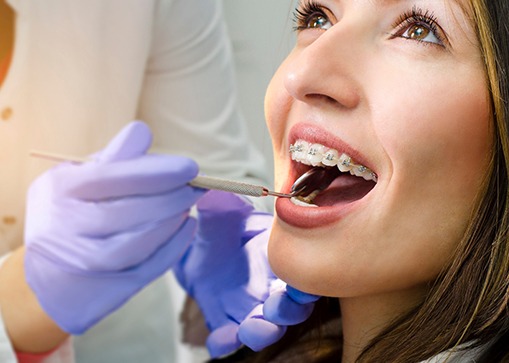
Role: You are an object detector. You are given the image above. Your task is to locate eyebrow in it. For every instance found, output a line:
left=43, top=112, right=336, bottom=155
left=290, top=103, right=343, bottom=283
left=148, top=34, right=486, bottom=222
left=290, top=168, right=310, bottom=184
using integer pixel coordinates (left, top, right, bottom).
left=303, top=0, right=462, bottom=6
left=301, top=0, right=467, bottom=19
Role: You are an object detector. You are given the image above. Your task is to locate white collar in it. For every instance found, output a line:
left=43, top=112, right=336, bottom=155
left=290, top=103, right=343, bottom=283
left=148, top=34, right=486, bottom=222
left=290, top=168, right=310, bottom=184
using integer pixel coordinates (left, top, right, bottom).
left=419, top=342, right=488, bottom=363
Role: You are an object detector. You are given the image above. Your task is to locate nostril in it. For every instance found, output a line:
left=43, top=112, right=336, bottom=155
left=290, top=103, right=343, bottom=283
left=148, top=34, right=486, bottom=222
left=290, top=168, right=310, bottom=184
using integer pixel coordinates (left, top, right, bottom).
left=304, top=90, right=360, bottom=109
left=305, top=93, right=336, bottom=104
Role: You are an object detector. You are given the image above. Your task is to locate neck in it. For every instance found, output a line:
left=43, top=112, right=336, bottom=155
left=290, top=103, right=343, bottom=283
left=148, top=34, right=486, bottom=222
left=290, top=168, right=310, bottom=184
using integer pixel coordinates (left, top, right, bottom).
left=339, top=286, right=427, bottom=363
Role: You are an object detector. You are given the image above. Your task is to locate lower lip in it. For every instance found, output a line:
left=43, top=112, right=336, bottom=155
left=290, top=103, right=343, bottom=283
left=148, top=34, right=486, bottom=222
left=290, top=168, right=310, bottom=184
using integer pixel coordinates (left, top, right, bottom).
left=275, top=196, right=359, bottom=228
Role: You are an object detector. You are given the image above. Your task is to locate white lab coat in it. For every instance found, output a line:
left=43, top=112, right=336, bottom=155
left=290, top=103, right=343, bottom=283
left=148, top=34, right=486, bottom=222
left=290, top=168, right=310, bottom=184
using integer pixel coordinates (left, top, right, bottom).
left=0, top=0, right=268, bottom=362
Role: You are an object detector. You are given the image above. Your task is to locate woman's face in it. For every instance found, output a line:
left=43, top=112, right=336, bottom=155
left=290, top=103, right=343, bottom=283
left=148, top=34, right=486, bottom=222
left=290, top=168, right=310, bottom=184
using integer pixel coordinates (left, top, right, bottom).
left=267, top=0, right=492, bottom=299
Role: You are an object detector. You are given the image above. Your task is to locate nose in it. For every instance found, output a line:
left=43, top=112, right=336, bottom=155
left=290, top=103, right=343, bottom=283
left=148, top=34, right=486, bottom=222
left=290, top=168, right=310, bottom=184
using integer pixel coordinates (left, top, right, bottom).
left=284, top=24, right=363, bottom=110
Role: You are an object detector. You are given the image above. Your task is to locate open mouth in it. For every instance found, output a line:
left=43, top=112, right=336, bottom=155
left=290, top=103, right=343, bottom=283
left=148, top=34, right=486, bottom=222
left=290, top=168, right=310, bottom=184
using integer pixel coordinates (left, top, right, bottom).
left=289, top=140, right=377, bottom=207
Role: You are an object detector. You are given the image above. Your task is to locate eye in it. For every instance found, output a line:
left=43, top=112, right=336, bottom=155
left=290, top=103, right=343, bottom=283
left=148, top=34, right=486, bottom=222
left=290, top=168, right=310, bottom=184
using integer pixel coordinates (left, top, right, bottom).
left=293, top=1, right=333, bottom=31
left=400, top=24, right=440, bottom=44
left=391, top=7, right=446, bottom=47
left=306, top=14, right=332, bottom=30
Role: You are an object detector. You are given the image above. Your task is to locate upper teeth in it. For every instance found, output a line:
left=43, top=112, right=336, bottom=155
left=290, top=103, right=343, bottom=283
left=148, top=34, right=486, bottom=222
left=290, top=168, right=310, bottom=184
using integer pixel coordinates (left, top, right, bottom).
left=290, top=140, right=377, bottom=182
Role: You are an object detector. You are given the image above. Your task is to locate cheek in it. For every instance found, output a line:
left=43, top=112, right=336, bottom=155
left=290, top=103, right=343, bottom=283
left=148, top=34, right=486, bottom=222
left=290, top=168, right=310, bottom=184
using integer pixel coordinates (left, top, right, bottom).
left=372, top=69, right=492, bottom=212
left=265, top=74, right=283, bottom=149
left=265, top=64, right=295, bottom=190
left=364, top=74, right=493, bottom=286
left=265, top=60, right=294, bottom=156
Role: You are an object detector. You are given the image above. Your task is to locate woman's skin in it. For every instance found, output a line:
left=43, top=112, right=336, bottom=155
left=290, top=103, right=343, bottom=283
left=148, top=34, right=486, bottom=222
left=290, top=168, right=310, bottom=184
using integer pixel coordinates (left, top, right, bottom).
left=266, top=0, right=492, bottom=361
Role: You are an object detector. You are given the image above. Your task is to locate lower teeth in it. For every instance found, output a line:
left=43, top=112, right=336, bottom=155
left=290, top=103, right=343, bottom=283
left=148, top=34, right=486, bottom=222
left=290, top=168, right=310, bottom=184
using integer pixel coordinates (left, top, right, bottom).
left=290, top=197, right=318, bottom=208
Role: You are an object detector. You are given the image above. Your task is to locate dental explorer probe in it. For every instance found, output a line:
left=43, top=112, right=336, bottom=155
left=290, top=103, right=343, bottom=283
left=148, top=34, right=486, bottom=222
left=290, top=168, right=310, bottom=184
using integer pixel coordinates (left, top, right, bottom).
left=29, top=150, right=294, bottom=199
left=188, top=175, right=292, bottom=198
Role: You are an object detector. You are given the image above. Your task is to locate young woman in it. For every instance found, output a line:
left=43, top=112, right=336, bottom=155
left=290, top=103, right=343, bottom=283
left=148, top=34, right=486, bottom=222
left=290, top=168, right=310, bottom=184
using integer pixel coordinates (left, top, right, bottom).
left=226, top=0, right=509, bottom=362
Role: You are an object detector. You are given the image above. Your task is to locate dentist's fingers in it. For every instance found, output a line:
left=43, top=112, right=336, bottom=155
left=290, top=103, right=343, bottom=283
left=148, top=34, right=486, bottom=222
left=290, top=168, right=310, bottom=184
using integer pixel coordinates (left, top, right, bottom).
left=262, top=289, right=316, bottom=326
left=286, top=285, right=320, bottom=304
left=63, top=186, right=202, bottom=235
left=207, top=323, right=242, bottom=358
left=195, top=191, right=254, bottom=251
left=95, top=121, right=152, bottom=163
left=50, top=215, right=190, bottom=271
left=50, top=154, right=200, bottom=200
left=238, top=305, right=287, bottom=352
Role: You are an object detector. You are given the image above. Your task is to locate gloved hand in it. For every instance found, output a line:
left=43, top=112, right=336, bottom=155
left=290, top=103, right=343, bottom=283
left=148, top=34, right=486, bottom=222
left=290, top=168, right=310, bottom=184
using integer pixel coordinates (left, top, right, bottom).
left=24, top=121, right=204, bottom=334
left=237, top=284, right=320, bottom=352
left=174, top=190, right=320, bottom=357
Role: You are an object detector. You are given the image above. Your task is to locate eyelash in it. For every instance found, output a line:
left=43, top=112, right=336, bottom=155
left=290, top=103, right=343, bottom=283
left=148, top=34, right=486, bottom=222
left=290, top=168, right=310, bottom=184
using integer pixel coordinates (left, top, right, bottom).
left=391, top=7, right=445, bottom=47
left=293, top=2, right=446, bottom=47
left=292, top=1, right=327, bottom=32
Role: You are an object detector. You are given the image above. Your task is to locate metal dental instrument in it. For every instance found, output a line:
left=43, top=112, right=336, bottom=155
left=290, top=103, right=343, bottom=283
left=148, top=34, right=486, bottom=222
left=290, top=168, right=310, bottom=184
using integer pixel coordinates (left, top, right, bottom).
left=291, top=167, right=341, bottom=200
left=189, top=175, right=292, bottom=198
left=29, top=150, right=294, bottom=198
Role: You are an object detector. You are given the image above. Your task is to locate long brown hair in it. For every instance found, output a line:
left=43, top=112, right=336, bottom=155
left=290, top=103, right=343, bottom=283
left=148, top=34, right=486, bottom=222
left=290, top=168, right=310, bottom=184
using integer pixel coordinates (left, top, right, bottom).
left=359, top=0, right=509, bottom=360
left=226, top=1, right=509, bottom=362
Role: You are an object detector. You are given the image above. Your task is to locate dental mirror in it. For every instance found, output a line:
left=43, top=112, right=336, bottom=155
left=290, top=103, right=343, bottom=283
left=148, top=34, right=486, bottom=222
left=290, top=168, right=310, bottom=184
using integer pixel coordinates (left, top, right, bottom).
left=291, top=167, right=341, bottom=199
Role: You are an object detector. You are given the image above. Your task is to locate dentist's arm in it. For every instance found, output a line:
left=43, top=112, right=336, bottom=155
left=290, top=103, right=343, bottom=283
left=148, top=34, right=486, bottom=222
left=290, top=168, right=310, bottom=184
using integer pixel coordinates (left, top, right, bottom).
left=0, top=247, right=68, bottom=354
left=0, top=121, right=204, bottom=355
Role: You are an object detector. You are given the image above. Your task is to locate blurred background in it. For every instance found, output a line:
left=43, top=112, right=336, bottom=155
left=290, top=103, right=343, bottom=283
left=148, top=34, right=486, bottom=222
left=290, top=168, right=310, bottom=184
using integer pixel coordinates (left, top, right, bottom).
left=223, top=0, right=296, bottom=185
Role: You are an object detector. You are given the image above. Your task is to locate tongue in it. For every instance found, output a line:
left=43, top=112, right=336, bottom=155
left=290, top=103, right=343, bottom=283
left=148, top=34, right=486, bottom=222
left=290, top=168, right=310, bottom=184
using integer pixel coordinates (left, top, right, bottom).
left=312, top=173, right=375, bottom=207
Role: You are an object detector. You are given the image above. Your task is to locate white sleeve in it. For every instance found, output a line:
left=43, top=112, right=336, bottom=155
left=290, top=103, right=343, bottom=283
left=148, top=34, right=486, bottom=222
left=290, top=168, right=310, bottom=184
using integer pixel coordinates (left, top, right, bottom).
left=32, top=339, right=74, bottom=363
left=137, top=0, right=271, bottom=211
left=0, top=320, right=16, bottom=363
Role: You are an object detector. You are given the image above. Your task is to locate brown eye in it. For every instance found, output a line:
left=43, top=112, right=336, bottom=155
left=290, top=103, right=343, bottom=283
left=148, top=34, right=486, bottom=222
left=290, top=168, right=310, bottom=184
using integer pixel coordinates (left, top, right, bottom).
left=392, top=8, right=445, bottom=46
left=294, top=3, right=333, bottom=32
left=307, top=14, right=332, bottom=30
left=407, top=24, right=430, bottom=40
left=399, top=22, right=439, bottom=44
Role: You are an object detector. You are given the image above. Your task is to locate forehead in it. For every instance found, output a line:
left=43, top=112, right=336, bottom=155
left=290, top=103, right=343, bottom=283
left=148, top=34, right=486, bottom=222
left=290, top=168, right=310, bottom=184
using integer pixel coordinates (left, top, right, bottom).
left=308, top=0, right=478, bottom=44
left=306, top=0, right=469, bottom=11
left=370, top=0, right=462, bottom=5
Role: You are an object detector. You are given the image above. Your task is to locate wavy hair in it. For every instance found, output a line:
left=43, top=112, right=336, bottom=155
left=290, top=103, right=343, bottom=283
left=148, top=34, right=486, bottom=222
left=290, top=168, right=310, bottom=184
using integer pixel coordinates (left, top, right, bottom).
left=226, top=1, right=509, bottom=362
left=359, top=1, right=509, bottom=360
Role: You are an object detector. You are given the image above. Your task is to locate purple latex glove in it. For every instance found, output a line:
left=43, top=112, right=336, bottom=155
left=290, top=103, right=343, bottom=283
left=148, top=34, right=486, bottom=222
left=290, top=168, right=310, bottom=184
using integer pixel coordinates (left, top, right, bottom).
left=237, top=284, right=320, bottom=352
left=174, top=190, right=319, bottom=357
left=24, top=121, right=204, bottom=334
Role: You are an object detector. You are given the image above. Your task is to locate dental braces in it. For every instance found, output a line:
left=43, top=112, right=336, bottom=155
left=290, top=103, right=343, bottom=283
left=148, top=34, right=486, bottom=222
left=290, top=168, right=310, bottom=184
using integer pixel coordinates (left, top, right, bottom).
left=290, top=141, right=377, bottom=182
